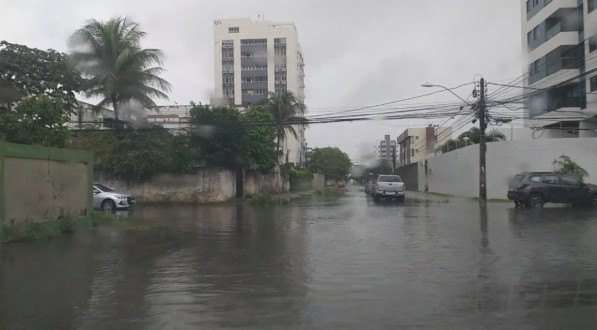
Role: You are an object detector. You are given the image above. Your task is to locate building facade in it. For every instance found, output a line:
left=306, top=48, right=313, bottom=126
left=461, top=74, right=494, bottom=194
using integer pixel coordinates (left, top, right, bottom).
left=213, top=18, right=306, bottom=164
left=397, top=126, right=452, bottom=166
left=377, top=135, right=397, bottom=167
left=521, top=0, right=597, bottom=137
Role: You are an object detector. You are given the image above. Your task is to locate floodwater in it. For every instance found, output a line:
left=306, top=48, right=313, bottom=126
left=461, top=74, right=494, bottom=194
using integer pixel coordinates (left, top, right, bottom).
left=2, top=190, right=597, bottom=329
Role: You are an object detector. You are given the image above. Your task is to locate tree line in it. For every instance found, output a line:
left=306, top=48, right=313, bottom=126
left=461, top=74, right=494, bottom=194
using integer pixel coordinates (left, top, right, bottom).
left=0, top=16, right=353, bottom=183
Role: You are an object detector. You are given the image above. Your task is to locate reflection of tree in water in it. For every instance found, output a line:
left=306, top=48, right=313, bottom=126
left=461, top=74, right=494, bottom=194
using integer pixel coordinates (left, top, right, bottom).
left=133, top=203, right=310, bottom=328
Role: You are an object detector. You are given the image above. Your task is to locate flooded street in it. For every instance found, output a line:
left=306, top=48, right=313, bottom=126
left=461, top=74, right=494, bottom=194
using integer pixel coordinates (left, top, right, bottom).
left=2, top=189, right=597, bottom=329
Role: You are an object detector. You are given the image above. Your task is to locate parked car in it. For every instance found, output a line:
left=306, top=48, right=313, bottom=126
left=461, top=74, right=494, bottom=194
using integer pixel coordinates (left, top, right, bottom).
left=372, top=175, right=405, bottom=202
left=92, top=183, right=135, bottom=212
left=507, top=172, right=597, bottom=208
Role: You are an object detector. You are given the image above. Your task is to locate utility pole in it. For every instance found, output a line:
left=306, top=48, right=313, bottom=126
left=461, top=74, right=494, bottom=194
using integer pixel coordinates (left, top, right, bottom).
left=478, top=78, right=487, bottom=201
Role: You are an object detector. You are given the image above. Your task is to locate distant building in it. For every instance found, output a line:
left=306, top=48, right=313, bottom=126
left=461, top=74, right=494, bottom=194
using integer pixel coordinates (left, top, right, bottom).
left=521, top=0, right=597, bottom=137
left=145, top=105, right=193, bottom=131
left=68, top=101, right=115, bottom=130
left=397, top=126, right=452, bottom=166
left=213, top=17, right=306, bottom=164
left=377, top=135, right=397, bottom=167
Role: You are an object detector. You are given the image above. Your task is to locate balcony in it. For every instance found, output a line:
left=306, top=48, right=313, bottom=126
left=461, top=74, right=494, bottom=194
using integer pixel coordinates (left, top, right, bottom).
left=528, top=45, right=582, bottom=85
left=528, top=82, right=586, bottom=117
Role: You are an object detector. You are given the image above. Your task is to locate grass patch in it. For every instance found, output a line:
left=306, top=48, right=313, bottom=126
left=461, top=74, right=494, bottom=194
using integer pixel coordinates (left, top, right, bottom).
left=91, top=211, right=130, bottom=226
left=0, top=215, right=79, bottom=244
left=313, top=187, right=346, bottom=197
left=249, top=194, right=290, bottom=206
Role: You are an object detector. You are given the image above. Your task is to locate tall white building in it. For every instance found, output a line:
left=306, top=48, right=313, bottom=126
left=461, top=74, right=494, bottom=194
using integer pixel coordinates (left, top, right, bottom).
left=521, top=0, right=597, bottom=137
left=213, top=17, right=306, bottom=164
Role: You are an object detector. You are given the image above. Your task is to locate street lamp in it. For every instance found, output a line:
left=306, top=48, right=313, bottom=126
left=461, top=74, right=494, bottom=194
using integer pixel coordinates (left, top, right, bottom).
left=421, top=79, right=488, bottom=201
left=421, top=83, right=472, bottom=106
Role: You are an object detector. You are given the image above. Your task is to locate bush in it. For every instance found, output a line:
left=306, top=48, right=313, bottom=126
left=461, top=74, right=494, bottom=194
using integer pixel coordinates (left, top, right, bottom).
left=289, top=167, right=313, bottom=191
left=1, top=95, right=69, bottom=147
left=68, top=126, right=193, bottom=181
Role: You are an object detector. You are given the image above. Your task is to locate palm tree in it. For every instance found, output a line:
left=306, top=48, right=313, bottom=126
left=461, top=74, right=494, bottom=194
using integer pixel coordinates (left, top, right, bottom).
left=262, top=91, right=306, bottom=163
left=69, top=17, right=171, bottom=122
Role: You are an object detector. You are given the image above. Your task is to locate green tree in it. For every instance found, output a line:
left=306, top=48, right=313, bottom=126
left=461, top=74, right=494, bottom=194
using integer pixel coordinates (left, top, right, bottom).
left=438, top=127, right=507, bottom=153
left=553, top=155, right=589, bottom=180
left=262, top=91, right=306, bottom=163
left=486, top=129, right=506, bottom=142
left=309, top=147, right=352, bottom=182
left=2, top=95, right=69, bottom=147
left=243, top=105, right=277, bottom=172
left=69, top=17, right=171, bottom=122
left=188, top=104, right=247, bottom=168
left=0, top=41, right=82, bottom=109
left=69, top=126, right=192, bottom=181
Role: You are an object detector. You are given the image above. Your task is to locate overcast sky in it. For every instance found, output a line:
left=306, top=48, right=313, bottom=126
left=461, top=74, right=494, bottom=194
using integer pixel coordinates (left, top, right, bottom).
left=1, top=0, right=522, bottom=163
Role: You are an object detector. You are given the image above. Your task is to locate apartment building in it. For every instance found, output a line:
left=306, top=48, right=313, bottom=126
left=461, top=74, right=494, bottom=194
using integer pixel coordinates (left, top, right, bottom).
left=377, top=135, right=397, bottom=165
left=522, top=0, right=597, bottom=137
left=213, top=17, right=306, bottom=164
left=397, top=126, right=452, bottom=166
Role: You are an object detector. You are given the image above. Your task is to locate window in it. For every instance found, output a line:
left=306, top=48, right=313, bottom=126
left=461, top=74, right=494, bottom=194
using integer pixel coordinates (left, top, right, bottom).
left=229, top=27, right=239, bottom=33
left=542, top=175, right=559, bottom=184
left=377, top=175, right=402, bottom=183
left=560, top=175, right=581, bottom=186
left=411, top=149, right=415, bottom=157
left=526, top=0, right=530, bottom=12
left=532, top=26, right=537, bottom=40
left=591, top=76, right=597, bottom=92
left=527, top=31, right=532, bottom=45
left=529, top=176, right=541, bottom=182
left=589, top=36, right=597, bottom=53
left=533, top=0, right=538, bottom=5
left=590, top=0, right=596, bottom=12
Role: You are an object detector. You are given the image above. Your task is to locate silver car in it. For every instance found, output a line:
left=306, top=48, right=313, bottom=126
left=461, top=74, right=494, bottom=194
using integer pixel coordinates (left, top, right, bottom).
left=92, top=183, right=135, bottom=212
left=372, top=175, right=405, bottom=202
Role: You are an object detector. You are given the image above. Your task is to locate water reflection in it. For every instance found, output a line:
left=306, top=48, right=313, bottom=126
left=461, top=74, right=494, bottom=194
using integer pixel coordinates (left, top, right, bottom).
left=1, top=192, right=597, bottom=328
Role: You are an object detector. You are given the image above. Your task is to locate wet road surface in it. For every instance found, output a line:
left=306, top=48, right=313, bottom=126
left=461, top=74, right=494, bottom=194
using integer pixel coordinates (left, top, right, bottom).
left=2, top=189, right=597, bottom=329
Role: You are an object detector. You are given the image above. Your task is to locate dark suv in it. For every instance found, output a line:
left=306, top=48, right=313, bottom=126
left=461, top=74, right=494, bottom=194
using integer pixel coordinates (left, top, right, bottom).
left=507, top=172, right=597, bottom=208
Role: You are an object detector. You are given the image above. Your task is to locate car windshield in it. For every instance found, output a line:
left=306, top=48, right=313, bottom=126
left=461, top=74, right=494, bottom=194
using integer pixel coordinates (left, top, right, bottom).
left=94, top=184, right=115, bottom=192
left=378, top=175, right=401, bottom=182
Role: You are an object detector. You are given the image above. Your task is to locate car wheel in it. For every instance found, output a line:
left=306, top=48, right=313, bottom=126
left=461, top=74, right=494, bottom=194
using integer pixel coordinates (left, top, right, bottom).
left=527, top=194, right=545, bottom=208
left=102, top=199, right=116, bottom=212
left=590, top=195, right=597, bottom=208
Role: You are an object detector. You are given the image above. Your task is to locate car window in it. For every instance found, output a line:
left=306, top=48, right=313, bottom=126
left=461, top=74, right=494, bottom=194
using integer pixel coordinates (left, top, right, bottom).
left=560, top=175, right=581, bottom=186
left=529, top=175, right=541, bottom=182
left=377, top=175, right=401, bottom=182
left=542, top=175, right=559, bottom=184
left=94, top=184, right=115, bottom=192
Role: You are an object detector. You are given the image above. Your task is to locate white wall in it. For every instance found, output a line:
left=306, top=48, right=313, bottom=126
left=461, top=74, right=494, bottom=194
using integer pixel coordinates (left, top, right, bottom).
left=422, top=138, right=597, bottom=199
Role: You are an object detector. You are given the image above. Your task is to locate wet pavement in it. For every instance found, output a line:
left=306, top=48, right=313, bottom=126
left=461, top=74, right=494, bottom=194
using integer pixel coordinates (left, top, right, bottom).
left=2, top=189, right=597, bottom=329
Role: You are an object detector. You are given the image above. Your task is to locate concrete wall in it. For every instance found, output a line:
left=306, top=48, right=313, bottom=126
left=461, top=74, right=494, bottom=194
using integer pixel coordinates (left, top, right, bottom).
left=415, top=138, right=597, bottom=199
left=312, top=173, right=325, bottom=188
left=396, top=163, right=420, bottom=191
left=96, top=167, right=290, bottom=203
left=0, top=142, right=93, bottom=226
left=245, top=169, right=287, bottom=196
left=96, top=169, right=236, bottom=203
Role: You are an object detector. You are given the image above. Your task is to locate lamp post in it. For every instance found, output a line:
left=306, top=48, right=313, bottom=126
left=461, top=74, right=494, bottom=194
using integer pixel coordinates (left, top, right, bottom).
left=421, top=79, right=487, bottom=201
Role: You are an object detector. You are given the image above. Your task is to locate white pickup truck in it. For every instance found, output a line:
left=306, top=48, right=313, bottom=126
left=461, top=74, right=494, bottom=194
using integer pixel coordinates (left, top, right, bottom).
left=373, top=175, right=405, bottom=202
